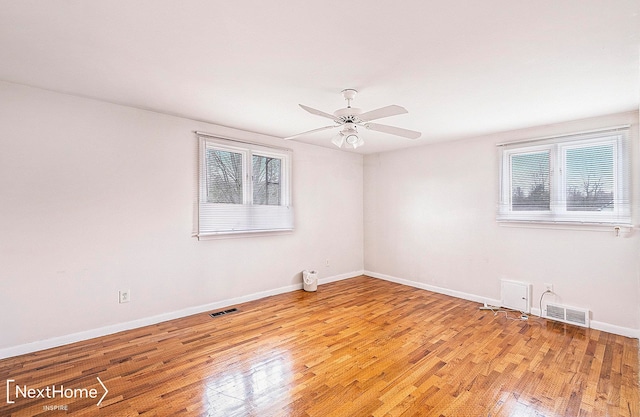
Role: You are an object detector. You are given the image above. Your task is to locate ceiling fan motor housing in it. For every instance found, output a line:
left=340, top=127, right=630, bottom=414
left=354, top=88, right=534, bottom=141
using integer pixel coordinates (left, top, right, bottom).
left=333, top=107, right=362, bottom=124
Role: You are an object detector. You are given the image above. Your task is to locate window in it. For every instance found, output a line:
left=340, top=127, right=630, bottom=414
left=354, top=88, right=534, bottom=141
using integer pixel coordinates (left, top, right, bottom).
left=197, top=134, right=293, bottom=237
left=498, top=127, right=630, bottom=225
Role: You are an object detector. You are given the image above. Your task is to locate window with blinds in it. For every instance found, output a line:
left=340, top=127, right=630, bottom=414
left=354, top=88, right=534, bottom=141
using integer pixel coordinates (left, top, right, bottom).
left=497, top=127, right=630, bottom=224
left=197, top=135, right=293, bottom=237
left=510, top=151, right=550, bottom=211
left=564, top=143, right=614, bottom=212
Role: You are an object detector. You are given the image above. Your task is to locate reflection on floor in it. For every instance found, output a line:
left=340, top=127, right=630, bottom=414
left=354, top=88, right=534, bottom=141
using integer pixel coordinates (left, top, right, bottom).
left=206, top=350, right=293, bottom=415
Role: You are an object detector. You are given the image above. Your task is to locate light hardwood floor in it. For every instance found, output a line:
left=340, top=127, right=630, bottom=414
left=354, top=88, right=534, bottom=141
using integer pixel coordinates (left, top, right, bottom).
left=1, top=276, right=638, bottom=416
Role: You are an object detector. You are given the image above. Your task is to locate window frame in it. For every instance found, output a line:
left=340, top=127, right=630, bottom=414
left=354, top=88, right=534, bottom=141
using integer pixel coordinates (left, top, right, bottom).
left=497, top=127, right=630, bottom=226
left=196, top=134, right=293, bottom=238
left=251, top=149, right=290, bottom=207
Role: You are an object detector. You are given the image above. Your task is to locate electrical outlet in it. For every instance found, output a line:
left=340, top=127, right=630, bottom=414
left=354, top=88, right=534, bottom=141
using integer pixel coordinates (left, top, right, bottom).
left=119, top=289, right=131, bottom=303
left=544, top=283, right=553, bottom=292
left=325, top=259, right=330, bottom=268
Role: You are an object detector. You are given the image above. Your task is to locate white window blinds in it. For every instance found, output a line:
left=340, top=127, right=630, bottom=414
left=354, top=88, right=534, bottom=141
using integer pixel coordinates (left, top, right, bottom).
left=510, top=151, right=551, bottom=211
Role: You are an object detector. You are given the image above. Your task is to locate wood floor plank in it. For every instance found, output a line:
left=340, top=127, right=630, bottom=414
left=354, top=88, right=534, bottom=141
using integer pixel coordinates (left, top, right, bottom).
left=0, top=276, right=638, bottom=416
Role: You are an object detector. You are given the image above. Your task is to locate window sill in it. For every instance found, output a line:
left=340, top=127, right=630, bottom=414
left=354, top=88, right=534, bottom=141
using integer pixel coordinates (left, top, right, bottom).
left=497, top=220, right=634, bottom=234
left=194, top=229, right=294, bottom=240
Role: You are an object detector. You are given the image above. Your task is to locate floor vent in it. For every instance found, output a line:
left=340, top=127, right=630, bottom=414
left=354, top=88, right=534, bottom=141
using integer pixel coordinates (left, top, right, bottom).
left=210, top=308, right=238, bottom=318
left=544, top=303, right=589, bottom=328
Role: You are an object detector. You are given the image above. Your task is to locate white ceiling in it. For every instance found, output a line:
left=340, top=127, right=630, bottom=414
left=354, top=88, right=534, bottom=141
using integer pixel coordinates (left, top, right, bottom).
left=1, top=0, right=638, bottom=154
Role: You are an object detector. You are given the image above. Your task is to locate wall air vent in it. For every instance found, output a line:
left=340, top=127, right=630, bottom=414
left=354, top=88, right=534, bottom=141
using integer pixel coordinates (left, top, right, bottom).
left=544, top=303, right=589, bottom=328
left=546, top=304, right=565, bottom=321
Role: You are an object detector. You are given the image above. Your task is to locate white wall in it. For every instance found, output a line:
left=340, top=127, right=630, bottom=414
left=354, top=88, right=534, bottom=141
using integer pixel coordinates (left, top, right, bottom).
left=364, top=111, right=640, bottom=337
left=2, top=80, right=637, bottom=357
left=0, top=81, right=364, bottom=352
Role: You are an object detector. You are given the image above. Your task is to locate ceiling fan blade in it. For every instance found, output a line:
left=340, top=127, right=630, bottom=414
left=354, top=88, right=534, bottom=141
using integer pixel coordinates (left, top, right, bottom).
left=365, top=123, right=422, bottom=139
left=284, top=125, right=338, bottom=140
left=358, top=105, right=408, bottom=122
left=299, top=104, right=339, bottom=121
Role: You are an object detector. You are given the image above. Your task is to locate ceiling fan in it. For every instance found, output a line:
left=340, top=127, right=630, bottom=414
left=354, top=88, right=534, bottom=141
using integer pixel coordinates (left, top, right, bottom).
left=284, top=89, right=421, bottom=149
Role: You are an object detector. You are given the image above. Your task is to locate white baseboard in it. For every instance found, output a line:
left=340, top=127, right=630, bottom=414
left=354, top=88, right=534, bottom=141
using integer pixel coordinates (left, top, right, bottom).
left=586, top=321, right=639, bottom=339
left=320, top=269, right=364, bottom=285
left=365, top=270, right=640, bottom=340
left=364, top=270, right=502, bottom=307
left=0, top=270, right=361, bottom=360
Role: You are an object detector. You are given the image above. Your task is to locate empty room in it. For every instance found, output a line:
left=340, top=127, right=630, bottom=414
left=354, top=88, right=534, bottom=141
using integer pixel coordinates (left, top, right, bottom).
left=0, top=1, right=639, bottom=416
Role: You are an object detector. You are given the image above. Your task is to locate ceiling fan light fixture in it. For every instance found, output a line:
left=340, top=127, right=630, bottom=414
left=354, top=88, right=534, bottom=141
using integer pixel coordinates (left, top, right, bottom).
left=345, top=133, right=359, bottom=146
left=346, top=134, right=364, bottom=149
left=331, top=132, right=345, bottom=148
